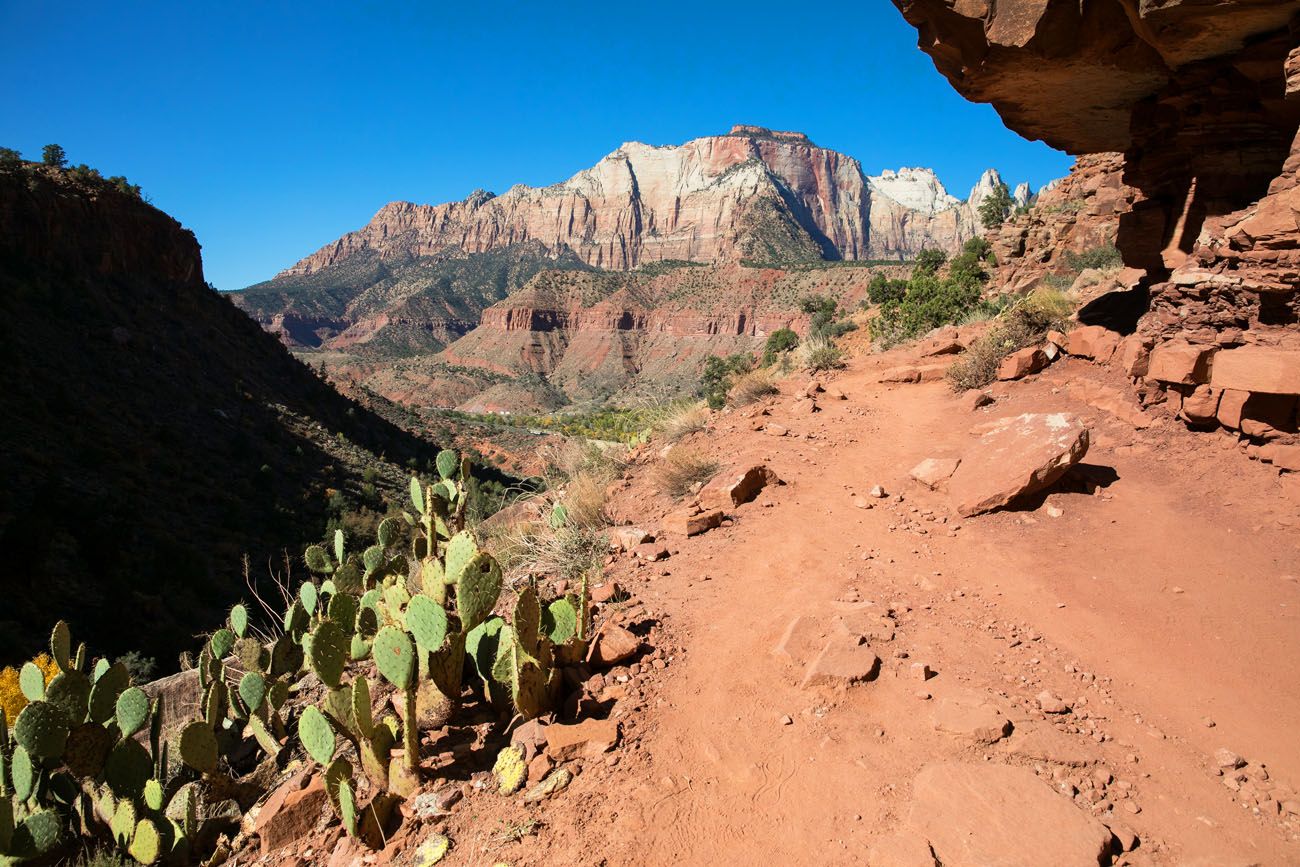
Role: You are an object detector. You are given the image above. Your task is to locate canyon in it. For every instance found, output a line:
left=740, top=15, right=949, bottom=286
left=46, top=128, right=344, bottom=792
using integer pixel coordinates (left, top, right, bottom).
left=234, top=125, right=1032, bottom=411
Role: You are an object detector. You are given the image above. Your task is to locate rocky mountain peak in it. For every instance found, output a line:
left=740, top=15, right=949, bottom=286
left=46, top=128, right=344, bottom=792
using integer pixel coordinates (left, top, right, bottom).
left=866, top=167, right=960, bottom=213
left=726, top=124, right=813, bottom=144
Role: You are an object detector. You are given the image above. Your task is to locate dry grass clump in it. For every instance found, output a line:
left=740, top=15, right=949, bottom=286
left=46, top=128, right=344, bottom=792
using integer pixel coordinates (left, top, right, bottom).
left=798, top=333, right=846, bottom=372
left=651, top=400, right=711, bottom=443
left=484, top=438, right=625, bottom=587
left=947, top=289, right=1074, bottom=391
left=655, top=445, right=721, bottom=498
left=727, top=367, right=780, bottom=407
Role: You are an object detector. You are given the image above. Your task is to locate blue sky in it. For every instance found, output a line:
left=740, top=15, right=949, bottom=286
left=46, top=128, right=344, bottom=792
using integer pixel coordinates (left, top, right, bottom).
left=1, top=1, right=1071, bottom=290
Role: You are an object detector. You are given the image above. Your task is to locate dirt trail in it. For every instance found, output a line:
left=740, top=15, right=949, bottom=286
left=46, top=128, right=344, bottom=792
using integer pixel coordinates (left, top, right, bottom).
left=453, top=351, right=1300, bottom=866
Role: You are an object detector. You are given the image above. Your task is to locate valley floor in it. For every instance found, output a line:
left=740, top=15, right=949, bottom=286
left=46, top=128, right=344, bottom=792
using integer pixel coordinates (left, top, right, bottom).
left=432, top=348, right=1300, bottom=866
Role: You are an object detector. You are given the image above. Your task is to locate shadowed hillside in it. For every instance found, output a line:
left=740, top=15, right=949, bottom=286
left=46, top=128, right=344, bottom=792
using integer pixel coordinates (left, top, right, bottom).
left=0, top=165, right=460, bottom=668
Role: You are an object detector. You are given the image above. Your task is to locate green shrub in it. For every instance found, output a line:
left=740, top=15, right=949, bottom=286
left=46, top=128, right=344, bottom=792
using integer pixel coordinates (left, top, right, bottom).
left=762, top=328, right=799, bottom=365
left=699, top=353, right=755, bottom=409
left=868, top=237, right=998, bottom=348
left=1063, top=244, right=1122, bottom=271
left=800, top=335, right=845, bottom=372
left=913, top=248, right=947, bottom=275
left=0, top=147, right=22, bottom=171
left=978, top=181, right=1013, bottom=229
left=42, top=143, right=66, bottom=168
left=867, top=273, right=907, bottom=306
left=946, top=289, right=1073, bottom=390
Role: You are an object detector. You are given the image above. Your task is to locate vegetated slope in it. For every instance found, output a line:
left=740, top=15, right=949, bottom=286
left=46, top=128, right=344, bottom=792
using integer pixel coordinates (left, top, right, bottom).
left=233, top=241, right=595, bottom=353
left=0, top=166, right=451, bottom=668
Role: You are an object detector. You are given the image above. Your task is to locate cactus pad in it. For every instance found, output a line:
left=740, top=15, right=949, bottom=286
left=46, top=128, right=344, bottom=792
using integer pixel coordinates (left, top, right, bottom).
left=436, top=449, right=459, bottom=481
left=406, top=595, right=448, bottom=652
left=410, top=476, right=425, bottom=513
left=327, top=592, right=358, bottom=633
left=443, top=532, right=477, bottom=585
left=414, top=833, right=451, bottom=866
left=178, top=721, right=218, bottom=774
left=64, top=722, right=113, bottom=778
left=49, top=620, right=72, bottom=672
left=299, top=581, right=318, bottom=615
left=239, top=671, right=267, bottom=714
left=351, top=677, right=374, bottom=740
left=338, top=776, right=359, bottom=838
left=11, top=744, right=35, bottom=801
left=307, top=620, right=348, bottom=688
left=350, top=634, right=372, bottom=661
left=334, top=528, right=346, bottom=564
left=19, top=808, right=62, bottom=856
left=105, top=737, right=152, bottom=798
left=229, top=603, right=249, bottom=637
left=372, top=627, right=415, bottom=690
left=44, top=670, right=91, bottom=726
left=235, top=636, right=265, bottom=674
left=304, top=544, right=332, bottom=573
left=19, top=661, right=45, bottom=702
left=323, top=756, right=353, bottom=813
left=14, top=700, right=69, bottom=758
left=334, top=560, right=363, bottom=595
left=209, top=628, right=235, bottom=661
left=456, top=553, right=503, bottom=633
left=143, top=777, right=164, bottom=812
left=115, top=686, right=150, bottom=736
left=268, top=678, right=290, bottom=710
left=128, top=817, right=162, bottom=864
left=298, top=705, right=336, bottom=766
left=549, top=502, right=568, bottom=529
left=363, top=545, right=385, bottom=574
left=492, top=745, right=527, bottom=794
left=87, top=662, right=127, bottom=724
left=377, top=516, right=400, bottom=548
left=283, top=600, right=309, bottom=637
left=542, top=598, right=578, bottom=645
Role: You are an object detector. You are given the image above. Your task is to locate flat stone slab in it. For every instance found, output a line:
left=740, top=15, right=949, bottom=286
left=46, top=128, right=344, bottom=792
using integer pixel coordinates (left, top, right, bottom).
left=910, top=457, right=961, bottom=490
left=909, top=762, right=1113, bottom=867
left=948, top=413, right=1090, bottom=517
left=931, top=696, right=1012, bottom=743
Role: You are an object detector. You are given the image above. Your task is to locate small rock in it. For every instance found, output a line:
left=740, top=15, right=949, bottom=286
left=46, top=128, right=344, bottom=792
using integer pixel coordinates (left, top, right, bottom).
left=910, top=457, right=961, bottom=490
left=869, top=485, right=887, bottom=498
left=780, top=715, right=793, bottom=726
left=521, top=768, right=572, bottom=803
left=544, top=718, right=621, bottom=761
left=1037, top=691, right=1070, bottom=714
left=910, top=662, right=934, bottom=681
left=1214, top=748, right=1245, bottom=769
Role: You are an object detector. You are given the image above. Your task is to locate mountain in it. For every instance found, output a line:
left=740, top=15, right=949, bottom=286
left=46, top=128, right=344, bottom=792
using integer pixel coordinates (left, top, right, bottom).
left=232, top=127, right=1016, bottom=358
left=0, top=164, right=456, bottom=668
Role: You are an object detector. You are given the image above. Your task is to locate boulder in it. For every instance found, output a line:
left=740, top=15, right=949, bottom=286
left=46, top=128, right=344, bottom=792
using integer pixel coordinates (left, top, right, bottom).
left=1239, top=394, right=1298, bottom=441
left=1148, top=340, right=1214, bottom=384
left=701, top=465, right=781, bottom=508
left=909, top=457, right=961, bottom=490
left=589, top=624, right=640, bottom=666
left=255, top=775, right=327, bottom=857
left=947, top=413, right=1090, bottom=516
left=1210, top=346, right=1300, bottom=395
left=1259, top=443, right=1300, bottom=472
left=880, top=366, right=922, bottom=383
left=1179, top=385, right=1222, bottom=425
left=544, top=718, right=620, bottom=761
left=1217, top=389, right=1251, bottom=429
left=800, top=636, right=881, bottom=689
left=961, top=390, right=993, bottom=411
left=1065, top=325, right=1121, bottom=363
left=996, top=347, right=1048, bottom=380
left=1117, top=335, right=1152, bottom=378
left=908, top=763, right=1114, bottom=867
left=1069, top=381, right=1151, bottom=429
left=664, top=509, right=724, bottom=537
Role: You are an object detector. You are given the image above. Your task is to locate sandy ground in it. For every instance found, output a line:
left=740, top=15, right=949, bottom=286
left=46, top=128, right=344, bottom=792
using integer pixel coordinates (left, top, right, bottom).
left=397, top=349, right=1300, bottom=866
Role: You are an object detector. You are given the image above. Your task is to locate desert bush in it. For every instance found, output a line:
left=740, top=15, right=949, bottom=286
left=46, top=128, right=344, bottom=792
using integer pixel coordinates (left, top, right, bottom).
left=946, top=289, right=1073, bottom=390
left=1063, top=244, right=1122, bottom=272
left=699, top=352, right=755, bottom=409
left=652, top=401, right=711, bottom=443
left=978, top=181, right=1013, bottom=229
left=800, top=334, right=845, bottom=372
left=869, top=237, right=998, bottom=347
left=913, top=248, right=947, bottom=275
left=762, top=327, right=799, bottom=364
left=654, top=446, right=720, bottom=498
left=726, top=367, right=780, bottom=407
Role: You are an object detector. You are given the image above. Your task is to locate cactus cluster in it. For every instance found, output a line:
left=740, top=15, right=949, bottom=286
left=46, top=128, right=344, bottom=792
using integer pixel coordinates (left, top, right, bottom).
left=0, top=451, right=601, bottom=864
left=1, top=621, right=198, bottom=865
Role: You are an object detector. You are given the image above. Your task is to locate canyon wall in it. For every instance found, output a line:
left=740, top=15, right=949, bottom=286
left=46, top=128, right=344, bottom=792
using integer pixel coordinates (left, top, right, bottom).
left=277, top=126, right=1004, bottom=280
left=894, top=0, right=1300, bottom=455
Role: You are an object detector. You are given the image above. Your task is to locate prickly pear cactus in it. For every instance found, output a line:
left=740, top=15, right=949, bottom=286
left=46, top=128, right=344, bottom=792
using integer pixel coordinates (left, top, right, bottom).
left=128, top=816, right=161, bottom=865
left=178, top=721, right=218, bottom=774
left=406, top=596, right=448, bottom=653
left=492, top=745, right=526, bottom=795
left=307, top=620, right=347, bottom=688
left=49, top=620, right=72, bottom=672
left=435, top=449, right=459, bottom=481
left=298, top=705, right=336, bottom=766
left=115, top=686, right=150, bottom=737
left=14, top=700, right=70, bottom=758
left=372, top=627, right=415, bottom=691
left=455, top=552, right=503, bottom=634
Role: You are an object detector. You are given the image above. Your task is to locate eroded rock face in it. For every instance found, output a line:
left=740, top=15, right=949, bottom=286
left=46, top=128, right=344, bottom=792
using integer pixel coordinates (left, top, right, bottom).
left=278, top=126, right=1007, bottom=277
left=894, top=0, right=1299, bottom=288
